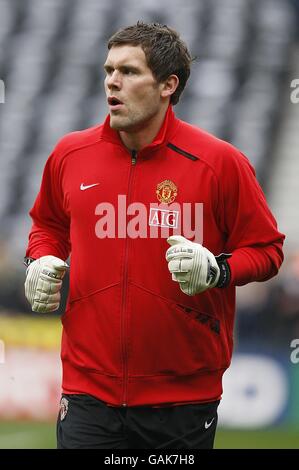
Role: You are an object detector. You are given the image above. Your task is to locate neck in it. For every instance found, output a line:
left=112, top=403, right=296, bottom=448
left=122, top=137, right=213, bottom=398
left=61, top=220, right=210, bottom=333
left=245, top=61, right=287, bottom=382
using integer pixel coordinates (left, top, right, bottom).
left=119, top=103, right=169, bottom=152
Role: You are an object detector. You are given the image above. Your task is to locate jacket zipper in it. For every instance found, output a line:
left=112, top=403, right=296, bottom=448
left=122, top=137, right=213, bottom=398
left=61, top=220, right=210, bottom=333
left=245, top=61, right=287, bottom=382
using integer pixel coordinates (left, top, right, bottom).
left=121, top=149, right=137, bottom=406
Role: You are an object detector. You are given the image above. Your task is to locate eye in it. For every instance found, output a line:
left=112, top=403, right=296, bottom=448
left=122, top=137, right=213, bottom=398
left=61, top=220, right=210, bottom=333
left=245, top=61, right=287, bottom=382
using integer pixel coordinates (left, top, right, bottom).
left=123, top=68, right=137, bottom=75
left=104, top=67, right=114, bottom=75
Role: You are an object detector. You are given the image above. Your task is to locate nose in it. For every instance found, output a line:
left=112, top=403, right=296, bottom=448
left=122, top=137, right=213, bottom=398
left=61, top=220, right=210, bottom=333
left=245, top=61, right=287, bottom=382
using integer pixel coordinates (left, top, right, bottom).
left=106, top=70, right=121, bottom=91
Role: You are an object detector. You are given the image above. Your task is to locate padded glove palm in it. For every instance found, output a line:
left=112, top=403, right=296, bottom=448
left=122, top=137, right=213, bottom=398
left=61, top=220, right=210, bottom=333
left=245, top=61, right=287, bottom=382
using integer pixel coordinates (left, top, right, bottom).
left=25, top=255, right=68, bottom=312
left=166, top=235, right=220, bottom=296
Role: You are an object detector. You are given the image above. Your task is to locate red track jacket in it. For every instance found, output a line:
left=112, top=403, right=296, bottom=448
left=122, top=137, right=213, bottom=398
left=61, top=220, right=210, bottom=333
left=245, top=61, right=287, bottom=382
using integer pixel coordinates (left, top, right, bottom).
left=26, top=105, right=285, bottom=406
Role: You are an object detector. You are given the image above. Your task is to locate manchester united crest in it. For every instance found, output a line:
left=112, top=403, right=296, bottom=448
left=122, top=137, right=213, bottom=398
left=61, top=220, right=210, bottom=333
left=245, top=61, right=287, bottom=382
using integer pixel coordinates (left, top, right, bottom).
left=156, top=180, right=178, bottom=204
left=60, top=397, right=69, bottom=421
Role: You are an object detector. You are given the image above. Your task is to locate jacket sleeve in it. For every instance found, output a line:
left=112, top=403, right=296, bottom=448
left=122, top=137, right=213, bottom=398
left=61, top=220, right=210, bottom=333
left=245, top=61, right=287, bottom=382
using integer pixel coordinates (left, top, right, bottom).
left=25, top=149, right=71, bottom=261
left=218, top=149, right=285, bottom=286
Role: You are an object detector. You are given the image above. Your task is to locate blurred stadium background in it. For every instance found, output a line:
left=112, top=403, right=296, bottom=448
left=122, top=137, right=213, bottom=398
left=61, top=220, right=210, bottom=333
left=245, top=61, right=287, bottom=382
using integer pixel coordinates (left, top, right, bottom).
left=0, top=0, right=299, bottom=449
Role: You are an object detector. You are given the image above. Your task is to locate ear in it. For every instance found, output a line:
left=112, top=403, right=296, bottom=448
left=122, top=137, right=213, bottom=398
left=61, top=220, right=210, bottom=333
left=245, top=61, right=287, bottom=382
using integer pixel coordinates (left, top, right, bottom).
left=160, top=74, right=179, bottom=100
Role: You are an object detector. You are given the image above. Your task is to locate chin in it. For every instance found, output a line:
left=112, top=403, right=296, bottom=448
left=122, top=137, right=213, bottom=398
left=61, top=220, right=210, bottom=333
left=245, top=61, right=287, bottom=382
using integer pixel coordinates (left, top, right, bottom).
left=109, top=117, right=123, bottom=130
left=110, top=115, right=127, bottom=131
left=110, top=117, right=134, bottom=132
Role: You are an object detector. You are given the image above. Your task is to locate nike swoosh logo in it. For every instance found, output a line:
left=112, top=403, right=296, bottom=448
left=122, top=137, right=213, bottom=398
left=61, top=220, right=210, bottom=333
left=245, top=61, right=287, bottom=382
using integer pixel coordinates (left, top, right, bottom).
left=80, top=183, right=99, bottom=191
left=204, top=418, right=215, bottom=429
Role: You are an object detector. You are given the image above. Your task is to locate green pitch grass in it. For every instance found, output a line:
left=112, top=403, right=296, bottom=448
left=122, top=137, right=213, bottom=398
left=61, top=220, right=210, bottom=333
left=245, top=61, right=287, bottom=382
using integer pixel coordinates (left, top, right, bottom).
left=215, top=428, right=299, bottom=449
left=0, top=422, right=298, bottom=449
left=0, top=421, right=56, bottom=449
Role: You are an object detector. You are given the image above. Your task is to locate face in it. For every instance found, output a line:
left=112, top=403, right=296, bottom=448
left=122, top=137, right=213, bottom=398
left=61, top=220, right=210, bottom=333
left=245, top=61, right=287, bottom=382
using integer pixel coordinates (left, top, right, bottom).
left=104, top=45, right=164, bottom=132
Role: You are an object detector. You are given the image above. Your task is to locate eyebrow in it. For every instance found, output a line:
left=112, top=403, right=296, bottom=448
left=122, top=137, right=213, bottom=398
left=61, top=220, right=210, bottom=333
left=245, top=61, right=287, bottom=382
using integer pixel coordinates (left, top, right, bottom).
left=103, top=64, right=141, bottom=73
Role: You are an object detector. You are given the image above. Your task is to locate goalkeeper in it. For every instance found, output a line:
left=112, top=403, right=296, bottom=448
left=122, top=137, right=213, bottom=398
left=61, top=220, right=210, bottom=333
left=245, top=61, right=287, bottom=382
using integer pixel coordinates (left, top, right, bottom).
left=24, top=22, right=285, bottom=449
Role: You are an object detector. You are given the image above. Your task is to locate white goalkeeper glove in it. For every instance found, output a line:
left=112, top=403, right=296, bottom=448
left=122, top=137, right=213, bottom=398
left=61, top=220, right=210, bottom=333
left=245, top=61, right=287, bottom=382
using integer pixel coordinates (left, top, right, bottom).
left=166, top=235, right=221, bottom=296
left=25, top=255, right=68, bottom=312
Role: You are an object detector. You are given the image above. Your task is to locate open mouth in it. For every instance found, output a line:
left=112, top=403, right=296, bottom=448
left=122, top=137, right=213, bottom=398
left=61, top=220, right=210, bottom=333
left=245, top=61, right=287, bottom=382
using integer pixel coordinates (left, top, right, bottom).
left=108, top=97, right=124, bottom=108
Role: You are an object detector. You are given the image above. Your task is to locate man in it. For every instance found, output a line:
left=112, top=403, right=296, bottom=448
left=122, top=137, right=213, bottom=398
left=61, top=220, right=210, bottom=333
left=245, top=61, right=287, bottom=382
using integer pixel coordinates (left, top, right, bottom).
left=24, top=22, right=285, bottom=449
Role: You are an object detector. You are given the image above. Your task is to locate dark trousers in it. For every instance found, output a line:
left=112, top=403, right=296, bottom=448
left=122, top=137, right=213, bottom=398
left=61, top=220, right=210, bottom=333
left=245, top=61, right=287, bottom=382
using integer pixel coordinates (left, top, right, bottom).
left=57, top=394, right=219, bottom=449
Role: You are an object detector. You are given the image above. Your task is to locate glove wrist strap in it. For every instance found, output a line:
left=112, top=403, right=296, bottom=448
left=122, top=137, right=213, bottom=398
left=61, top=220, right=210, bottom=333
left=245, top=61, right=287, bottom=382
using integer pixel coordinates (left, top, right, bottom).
left=215, top=254, right=231, bottom=288
left=23, top=257, right=36, bottom=268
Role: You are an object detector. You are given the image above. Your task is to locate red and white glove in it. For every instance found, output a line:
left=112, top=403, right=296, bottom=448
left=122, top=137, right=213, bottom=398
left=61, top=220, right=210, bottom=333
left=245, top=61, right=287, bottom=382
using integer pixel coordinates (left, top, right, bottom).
left=166, top=235, right=220, bottom=296
left=25, top=255, right=68, bottom=312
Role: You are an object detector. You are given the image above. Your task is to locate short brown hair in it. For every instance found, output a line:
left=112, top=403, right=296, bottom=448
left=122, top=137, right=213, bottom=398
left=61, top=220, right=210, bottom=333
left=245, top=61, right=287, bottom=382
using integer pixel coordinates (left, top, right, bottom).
left=107, top=21, right=194, bottom=105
